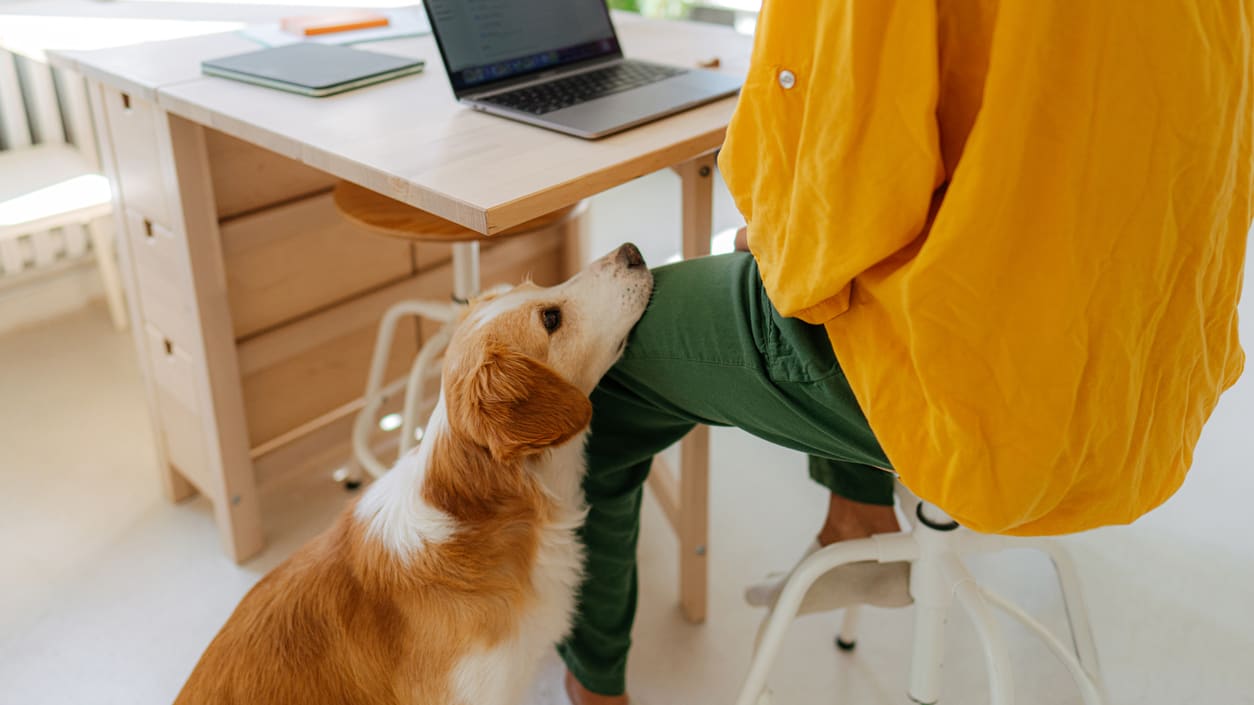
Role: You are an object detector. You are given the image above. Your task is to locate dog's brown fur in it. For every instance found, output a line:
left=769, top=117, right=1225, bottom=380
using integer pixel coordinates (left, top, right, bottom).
left=175, top=305, right=592, bottom=705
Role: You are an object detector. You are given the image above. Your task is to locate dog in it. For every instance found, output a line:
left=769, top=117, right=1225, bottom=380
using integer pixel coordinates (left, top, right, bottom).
left=174, top=243, right=652, bottom=705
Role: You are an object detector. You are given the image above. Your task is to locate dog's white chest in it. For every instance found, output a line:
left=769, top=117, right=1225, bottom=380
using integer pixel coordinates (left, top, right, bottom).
left=448, top=439, right=589, bottom=705
left=448, top=520, right=584, bottom=705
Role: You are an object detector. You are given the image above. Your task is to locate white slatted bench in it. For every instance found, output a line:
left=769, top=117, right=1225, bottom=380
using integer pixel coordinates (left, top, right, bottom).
left=0, top=49, right=126, bottom=330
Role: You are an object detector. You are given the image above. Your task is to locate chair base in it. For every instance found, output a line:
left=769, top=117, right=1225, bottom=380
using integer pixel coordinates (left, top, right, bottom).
left=347, top=242, right=479, bottom=482
left=349, top=301, right=458, bottom=481
left=736, top=486, right=1106, bottom=705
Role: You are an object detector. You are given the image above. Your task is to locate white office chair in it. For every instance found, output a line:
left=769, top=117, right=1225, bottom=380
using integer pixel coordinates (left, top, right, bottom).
left=737, top=482, right=1106, bottom=705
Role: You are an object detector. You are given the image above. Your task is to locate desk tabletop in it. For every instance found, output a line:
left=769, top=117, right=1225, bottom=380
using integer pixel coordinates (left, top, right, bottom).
left=0, top=0, right=360, bottom=63
left=52, top=13, right=752, bottom=234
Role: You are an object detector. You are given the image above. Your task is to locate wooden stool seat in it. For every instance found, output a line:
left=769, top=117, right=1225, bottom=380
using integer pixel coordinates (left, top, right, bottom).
left=333, top=180, right=580, bottom=242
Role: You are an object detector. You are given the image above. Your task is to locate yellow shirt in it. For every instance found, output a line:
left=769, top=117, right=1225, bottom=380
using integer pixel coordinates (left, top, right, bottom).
left=720, top=1, right=1252, bottom=535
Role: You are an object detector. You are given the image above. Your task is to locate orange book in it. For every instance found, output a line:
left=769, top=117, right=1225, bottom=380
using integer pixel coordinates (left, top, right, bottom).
left=279, top=11, right=390, bottom=37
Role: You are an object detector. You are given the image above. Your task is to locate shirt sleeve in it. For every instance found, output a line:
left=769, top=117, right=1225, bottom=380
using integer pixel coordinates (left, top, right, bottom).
left=719, top=0, right=946, bottom=325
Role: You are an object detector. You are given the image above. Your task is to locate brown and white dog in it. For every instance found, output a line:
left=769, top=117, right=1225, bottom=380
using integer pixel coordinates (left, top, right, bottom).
left=175, top=243, right=652, bottom=705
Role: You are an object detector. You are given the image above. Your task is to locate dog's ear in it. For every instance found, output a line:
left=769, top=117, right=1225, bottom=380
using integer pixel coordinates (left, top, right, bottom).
left=450, top=343, right=592, bottom=461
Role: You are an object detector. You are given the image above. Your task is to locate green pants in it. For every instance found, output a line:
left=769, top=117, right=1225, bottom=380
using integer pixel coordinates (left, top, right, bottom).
left=557, top=253, right=894, bottom=696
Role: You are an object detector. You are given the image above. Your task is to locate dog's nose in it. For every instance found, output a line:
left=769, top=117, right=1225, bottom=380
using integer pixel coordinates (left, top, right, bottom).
left=616, top=243, right=646, bottom=269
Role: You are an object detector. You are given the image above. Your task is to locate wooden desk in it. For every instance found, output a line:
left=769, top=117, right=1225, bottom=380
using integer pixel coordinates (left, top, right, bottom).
left=52, top=13, right=750, bottom=623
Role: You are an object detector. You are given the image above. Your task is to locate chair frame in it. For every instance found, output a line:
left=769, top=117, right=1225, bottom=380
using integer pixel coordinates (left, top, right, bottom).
left=737, top=484, right=1106, bottom=705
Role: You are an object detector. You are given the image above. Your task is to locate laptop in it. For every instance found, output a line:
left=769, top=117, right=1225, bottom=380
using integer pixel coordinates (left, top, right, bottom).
left=422, top=0, right=743, bottom=139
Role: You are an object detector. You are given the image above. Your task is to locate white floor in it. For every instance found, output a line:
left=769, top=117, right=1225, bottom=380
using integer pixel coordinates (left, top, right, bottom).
left=1, top=172, right=1252, bottom=705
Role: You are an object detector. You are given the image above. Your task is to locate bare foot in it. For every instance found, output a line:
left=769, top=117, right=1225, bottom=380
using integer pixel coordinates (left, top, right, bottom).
left=817, top=492, right=900, bottom=546
left=564, top=670, right=629, bottom=705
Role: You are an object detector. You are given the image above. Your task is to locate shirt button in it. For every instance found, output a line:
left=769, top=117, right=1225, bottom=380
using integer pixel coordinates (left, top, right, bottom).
left=778, top=69, right=796, bottom=89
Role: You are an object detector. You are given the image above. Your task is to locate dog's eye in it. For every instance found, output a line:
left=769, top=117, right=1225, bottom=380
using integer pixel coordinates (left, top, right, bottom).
left=541, top=307, right=562, bottom=334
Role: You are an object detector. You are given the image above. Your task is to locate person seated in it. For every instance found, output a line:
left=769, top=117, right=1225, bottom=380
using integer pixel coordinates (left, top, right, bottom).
left=562, top=2, right=1254, bottom=703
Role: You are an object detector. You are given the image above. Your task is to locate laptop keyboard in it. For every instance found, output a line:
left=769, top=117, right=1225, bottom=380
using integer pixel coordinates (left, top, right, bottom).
left=479, top=61, right=687, bottom=116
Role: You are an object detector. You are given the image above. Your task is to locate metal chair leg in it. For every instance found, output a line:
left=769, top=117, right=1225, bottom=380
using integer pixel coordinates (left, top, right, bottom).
left=350, top=299, right=457, bottom=480
left=836, top=606, right=861, bottom=651
left=906, top=555, right=952, bottom=705
left=349, top=241, right=482, bottom=483
left=1026, top=540, right=1103, bottom=683
left=740, top=493, right=1107, bottom=705
left=952, top=563, right=1015, bottom=705
left=737, top=539, right=883, bottom=705
left=736, top=533, right=918, bottom=705
left=981, top=589, right=1106, bottom=705
left=396, top=241, right=479, bottom=457
left=400, top=321, right=453, bottom=455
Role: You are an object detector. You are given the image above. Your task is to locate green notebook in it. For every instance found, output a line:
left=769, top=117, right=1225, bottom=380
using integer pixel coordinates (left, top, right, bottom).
left=202, top=43, right=425, bottom=97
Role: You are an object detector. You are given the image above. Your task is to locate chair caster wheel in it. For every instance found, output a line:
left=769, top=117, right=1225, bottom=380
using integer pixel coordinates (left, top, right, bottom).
left=835, top=637, right=857, bottom=652
left=333, top=467, right=363, bottom=491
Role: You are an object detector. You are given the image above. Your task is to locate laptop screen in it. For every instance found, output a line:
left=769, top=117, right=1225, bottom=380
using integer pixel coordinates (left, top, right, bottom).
left=424, top=0, right=621, bottom=93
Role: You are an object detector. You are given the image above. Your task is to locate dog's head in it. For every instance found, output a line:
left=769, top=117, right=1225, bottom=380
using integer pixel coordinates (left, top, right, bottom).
left=442, top=243, right=652, bottom=462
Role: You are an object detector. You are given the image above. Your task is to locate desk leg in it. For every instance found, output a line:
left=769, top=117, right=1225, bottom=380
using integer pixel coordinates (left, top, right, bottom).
left=673, top=152, right=716, bottom=624
left=163, top=116, right=264, bottom=563
left=559, top=204, right=590, bottom=280
left=85, top=81, right=193, bottom=504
